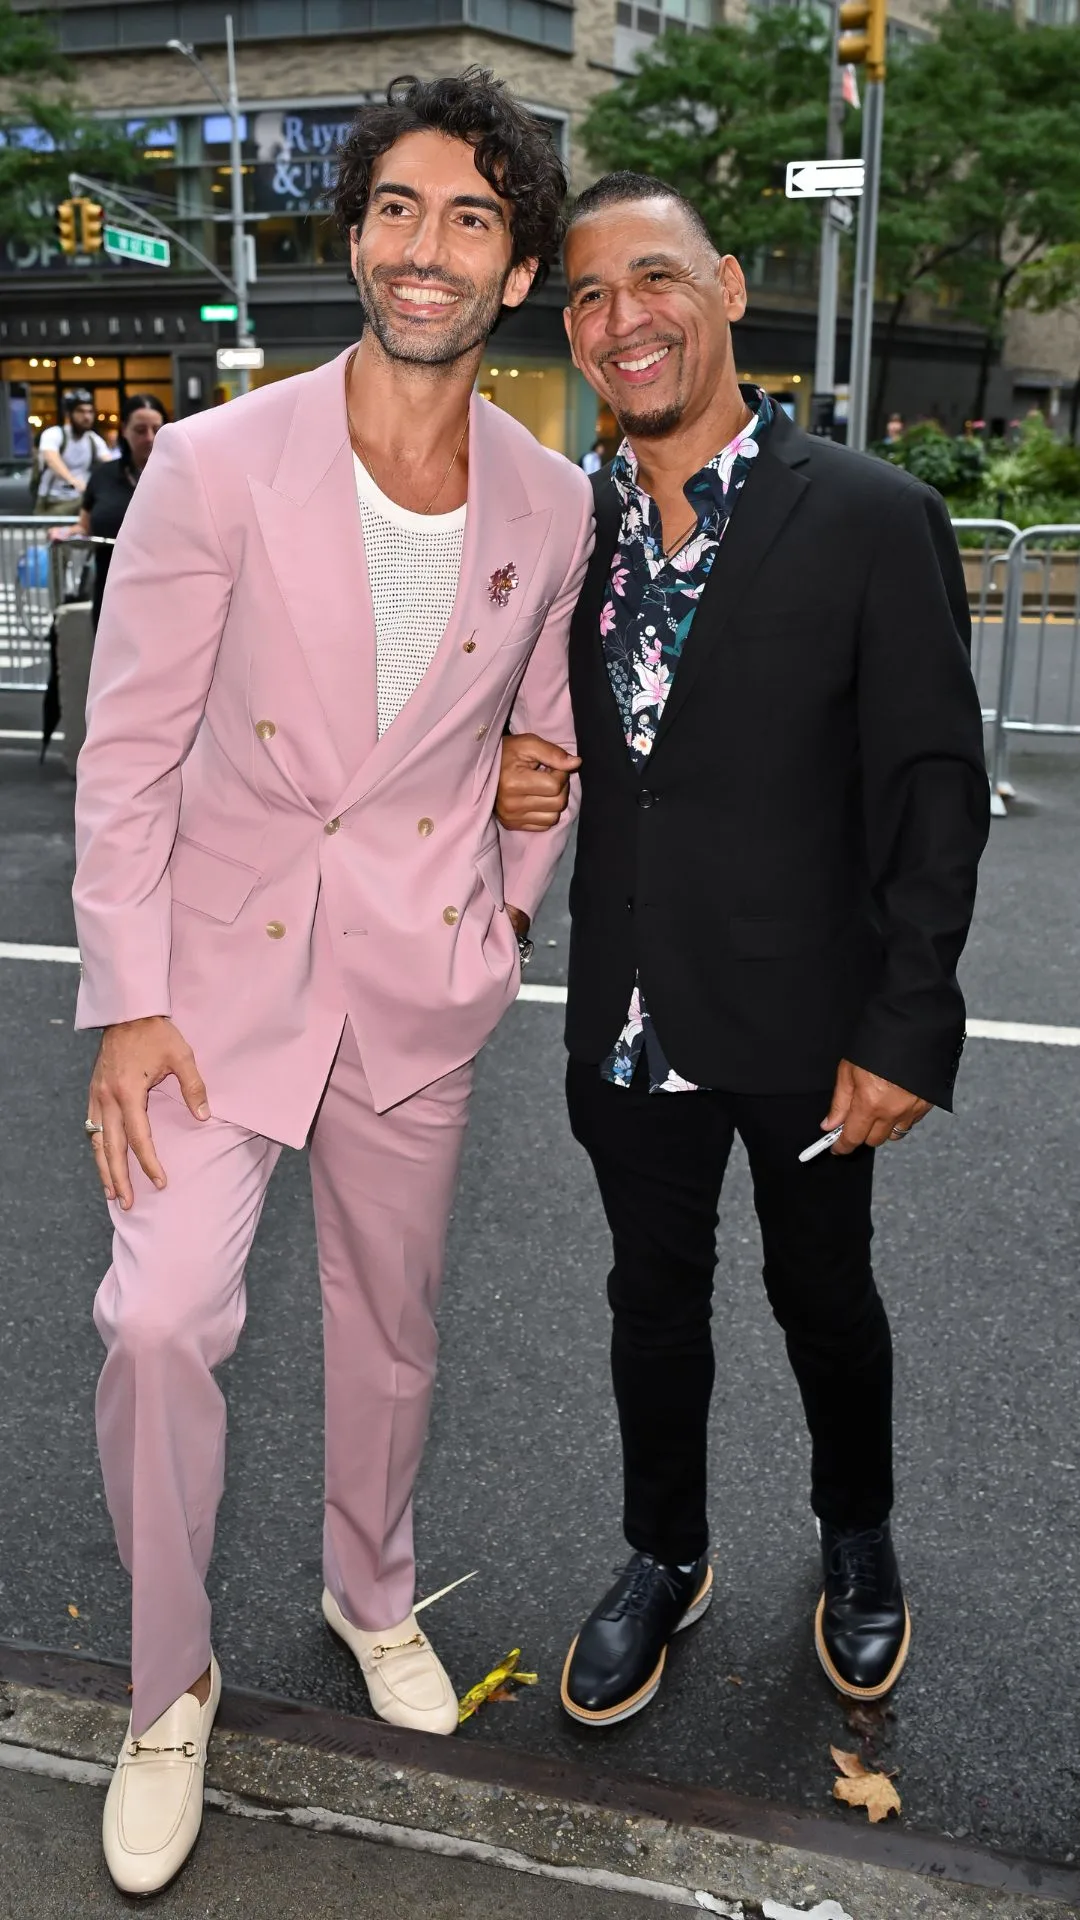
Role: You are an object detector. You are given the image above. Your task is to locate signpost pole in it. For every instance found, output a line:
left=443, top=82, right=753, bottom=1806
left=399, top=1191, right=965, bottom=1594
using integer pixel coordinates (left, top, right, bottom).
left=225, top=14, right=250, bottom=398
left=812, top=0, right=847, bottom=437
left=847, top=74, right=883, bottom=452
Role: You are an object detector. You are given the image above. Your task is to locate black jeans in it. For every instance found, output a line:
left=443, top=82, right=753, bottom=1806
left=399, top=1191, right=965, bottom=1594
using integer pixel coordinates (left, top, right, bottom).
left=566, top=1056, right=893, bottom=1565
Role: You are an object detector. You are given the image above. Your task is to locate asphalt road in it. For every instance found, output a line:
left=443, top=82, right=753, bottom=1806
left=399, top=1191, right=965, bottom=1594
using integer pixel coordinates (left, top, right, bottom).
left=0, top=713, right=1078, bottom=1872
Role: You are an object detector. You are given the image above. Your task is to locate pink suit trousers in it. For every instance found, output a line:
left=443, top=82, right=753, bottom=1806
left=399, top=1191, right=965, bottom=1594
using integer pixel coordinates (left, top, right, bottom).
left=95, top=1017, right=473, bottom=1737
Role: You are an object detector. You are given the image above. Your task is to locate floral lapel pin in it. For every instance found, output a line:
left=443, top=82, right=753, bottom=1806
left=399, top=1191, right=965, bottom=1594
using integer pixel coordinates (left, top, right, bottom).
left=488, top=562, right=519, bottom=609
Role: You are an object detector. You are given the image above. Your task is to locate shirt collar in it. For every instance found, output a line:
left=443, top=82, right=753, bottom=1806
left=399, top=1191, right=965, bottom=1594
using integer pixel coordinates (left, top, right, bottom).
left=610, top=384, right=774, bottom=510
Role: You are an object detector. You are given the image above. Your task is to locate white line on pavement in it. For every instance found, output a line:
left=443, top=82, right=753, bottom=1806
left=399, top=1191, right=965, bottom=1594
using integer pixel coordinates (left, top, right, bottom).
left=965, top=1017, right=1080, bottom=1046
left=0, top=941, right=79, bottom=963
left=0, top=946, right=1077, bottom=1047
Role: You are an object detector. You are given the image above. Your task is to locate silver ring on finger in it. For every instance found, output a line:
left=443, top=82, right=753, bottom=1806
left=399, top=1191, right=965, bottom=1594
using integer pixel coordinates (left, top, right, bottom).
left=84, top=1118, right=104, bottom=1138
left=889, top=1126, right=909, bottom=1140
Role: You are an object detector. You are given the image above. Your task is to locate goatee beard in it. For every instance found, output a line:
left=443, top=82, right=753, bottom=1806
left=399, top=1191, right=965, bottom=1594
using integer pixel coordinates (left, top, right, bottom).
left=614, top=401, right=686, bottom=438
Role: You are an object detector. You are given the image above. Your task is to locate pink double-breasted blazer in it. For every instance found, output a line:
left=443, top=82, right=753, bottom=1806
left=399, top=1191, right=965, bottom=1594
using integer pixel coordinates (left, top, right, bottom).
left=73, top=346, right=593, bottom=1144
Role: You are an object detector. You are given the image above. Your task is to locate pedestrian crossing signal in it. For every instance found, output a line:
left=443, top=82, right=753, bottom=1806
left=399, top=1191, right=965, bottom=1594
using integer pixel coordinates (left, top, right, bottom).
left=81, top=200, right=104, bottom=252
left=56, top=200, right=79, bottom=254
left=837, top=0, right=887, bottom=81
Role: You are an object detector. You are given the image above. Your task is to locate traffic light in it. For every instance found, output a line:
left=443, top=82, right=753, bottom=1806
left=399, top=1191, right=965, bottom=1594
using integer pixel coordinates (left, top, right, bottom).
left=81, top=200, right=104, bottom=251
left=56, top=199, right=79, bottom=254
left=837, top=0, right=887, bottom=82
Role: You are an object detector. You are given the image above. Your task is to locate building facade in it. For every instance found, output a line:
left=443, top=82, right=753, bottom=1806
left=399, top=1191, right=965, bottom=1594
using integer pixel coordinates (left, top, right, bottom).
left=2, top=0, right=1076, bottom=452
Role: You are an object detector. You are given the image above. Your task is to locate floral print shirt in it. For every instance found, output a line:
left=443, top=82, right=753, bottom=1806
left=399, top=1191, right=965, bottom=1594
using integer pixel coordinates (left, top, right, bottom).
left=599, top=387, right=774, bottom=1093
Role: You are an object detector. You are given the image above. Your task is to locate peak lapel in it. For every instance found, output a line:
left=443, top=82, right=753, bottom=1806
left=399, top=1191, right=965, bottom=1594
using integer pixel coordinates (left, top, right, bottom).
left=651, top=424, right=811, bottom=752
left=250, top=347, right=378, bottom=789
left=330, top=393, right=552, bottom=816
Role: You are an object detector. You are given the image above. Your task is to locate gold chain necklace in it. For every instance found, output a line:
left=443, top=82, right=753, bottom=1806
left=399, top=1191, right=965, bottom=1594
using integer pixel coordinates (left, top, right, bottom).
left=349, top=411, right=469, bottom=515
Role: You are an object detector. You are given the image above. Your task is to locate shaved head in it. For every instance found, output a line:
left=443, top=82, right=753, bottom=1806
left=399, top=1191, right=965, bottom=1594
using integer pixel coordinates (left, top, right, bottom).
left=565, top=171, right=718, bottom=260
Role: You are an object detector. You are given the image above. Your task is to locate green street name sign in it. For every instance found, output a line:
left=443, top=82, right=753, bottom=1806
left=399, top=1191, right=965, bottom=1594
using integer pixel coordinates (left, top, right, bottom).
left=103, top=224, right=171, bottom=268
left=200, top=302, right=239, bottom=322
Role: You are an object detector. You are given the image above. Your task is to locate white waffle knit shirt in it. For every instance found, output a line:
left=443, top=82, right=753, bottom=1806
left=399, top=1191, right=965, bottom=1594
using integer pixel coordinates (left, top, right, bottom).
left=353, top=452, right=467, bottom=737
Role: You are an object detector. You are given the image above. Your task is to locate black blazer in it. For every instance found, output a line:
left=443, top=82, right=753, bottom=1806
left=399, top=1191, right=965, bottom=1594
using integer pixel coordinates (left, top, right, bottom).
left=564, top=407, right=990, bottom=1111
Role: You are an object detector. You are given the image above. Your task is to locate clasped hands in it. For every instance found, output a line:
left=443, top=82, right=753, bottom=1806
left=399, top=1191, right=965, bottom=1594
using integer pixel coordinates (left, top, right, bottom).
left=495, top=730, right=933, bottom=1157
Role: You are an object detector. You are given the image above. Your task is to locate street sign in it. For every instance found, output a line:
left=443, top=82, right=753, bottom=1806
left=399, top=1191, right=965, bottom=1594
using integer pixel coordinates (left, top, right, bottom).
left=103, top=224, right=171, bottom=268
left=201, top=302, right=239, bottom=322
left=826, top=195, right=856, bottom=231
left=216, top=346, right=265, bottom=371
left=785, top=159, right=865, bottom=199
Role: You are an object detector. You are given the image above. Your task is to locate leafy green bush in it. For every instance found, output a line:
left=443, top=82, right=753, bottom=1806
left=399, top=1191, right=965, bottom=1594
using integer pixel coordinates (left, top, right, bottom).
left=883, top=422, right=969, bottom=491
left=880, top=415, right=1080, bottom=531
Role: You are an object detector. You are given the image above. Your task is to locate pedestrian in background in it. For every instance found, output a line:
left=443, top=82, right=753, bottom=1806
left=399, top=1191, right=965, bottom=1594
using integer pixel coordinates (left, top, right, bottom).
left=580, top=438, right=604, bottom=473
left=34, top=389, right=109, bottom=514
left=499, top=171, right=988, bottom=1728
left=78, top=393, right=168, bottom=630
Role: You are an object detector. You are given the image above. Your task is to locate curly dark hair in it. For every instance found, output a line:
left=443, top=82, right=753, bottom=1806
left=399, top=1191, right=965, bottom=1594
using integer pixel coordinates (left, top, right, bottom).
left=333, top=69, right=568, bottom=285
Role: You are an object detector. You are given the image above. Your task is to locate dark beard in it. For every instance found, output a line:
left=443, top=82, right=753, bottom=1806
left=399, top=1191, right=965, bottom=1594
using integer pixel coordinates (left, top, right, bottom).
left=356, top=260, right=508, bottom=368
left=613, top=399, right=686, bottom=438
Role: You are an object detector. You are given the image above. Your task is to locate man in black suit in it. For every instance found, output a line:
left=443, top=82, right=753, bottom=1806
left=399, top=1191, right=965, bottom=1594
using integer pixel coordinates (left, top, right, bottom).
left=497, top=173, right=989, bottom=1725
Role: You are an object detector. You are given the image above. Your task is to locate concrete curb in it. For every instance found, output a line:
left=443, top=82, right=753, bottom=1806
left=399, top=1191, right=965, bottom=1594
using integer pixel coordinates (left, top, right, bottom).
left=1, top=1650, right=1076, bottom=1920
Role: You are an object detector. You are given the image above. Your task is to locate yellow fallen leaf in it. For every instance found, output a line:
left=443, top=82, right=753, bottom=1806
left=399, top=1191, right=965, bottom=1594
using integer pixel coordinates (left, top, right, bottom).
left=830, top=1745, right=901, bottom=1824
left=67, top=1605, right=79, bottom=1618
left=458, top=1649, right=538, bottom=1724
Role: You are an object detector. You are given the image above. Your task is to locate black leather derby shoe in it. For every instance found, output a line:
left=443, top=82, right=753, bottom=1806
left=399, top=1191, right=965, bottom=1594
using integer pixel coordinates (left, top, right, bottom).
left=561, top=1552, right=713, bottom=1726
left=815, top=1521, right=911, bottom=1699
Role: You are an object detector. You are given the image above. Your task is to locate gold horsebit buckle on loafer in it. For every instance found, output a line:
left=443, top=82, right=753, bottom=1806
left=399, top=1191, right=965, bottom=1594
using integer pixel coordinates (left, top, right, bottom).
left=126, top=1739, right=199, bottom=1758
left=370, top=1633, right=425, bottom=1662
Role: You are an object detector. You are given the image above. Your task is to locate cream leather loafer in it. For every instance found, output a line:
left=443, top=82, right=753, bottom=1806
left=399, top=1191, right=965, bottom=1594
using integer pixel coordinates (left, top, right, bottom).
left=102, top=1655, right=221, bottom=1896
left=322, top=1588, right=458, bottom=1735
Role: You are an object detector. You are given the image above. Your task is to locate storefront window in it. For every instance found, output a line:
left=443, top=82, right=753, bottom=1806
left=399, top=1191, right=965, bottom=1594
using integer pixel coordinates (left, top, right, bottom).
left=1, top=354, right=172, bottom=435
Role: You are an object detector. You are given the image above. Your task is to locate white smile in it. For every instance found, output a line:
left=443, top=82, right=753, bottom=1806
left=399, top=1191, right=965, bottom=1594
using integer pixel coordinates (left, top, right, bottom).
left=613, top=346, right=671, bottom=372
left=392, top=285, right=457, bottom=306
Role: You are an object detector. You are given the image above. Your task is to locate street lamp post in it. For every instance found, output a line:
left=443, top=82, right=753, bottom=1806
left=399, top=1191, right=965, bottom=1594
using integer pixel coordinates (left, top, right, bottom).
left=166, top=14, right=250, bottom=396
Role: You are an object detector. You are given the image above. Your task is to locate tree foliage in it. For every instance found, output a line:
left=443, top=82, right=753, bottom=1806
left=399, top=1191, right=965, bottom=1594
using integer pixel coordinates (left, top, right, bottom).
left=0, top=0, right=143, bottom=244
left=579, top=8, right=830, bottom=258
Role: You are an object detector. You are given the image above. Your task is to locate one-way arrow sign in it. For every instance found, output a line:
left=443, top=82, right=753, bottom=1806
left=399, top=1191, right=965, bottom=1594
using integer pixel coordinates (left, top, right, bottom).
left=785, top=159, right=865, bottom=199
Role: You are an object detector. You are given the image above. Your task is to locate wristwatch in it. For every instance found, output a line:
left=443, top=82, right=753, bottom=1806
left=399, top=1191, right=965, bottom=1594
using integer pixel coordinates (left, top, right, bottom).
left=517, top=932, right=534, bottom=967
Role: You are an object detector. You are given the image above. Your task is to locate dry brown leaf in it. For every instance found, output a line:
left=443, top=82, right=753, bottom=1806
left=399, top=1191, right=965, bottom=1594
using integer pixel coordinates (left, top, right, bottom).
left=830, top=1745, right=901, bottom=1824
left=67, top=1605, right=79, bottom=1618
left=725, top=1674, right=743, bottom=1687
left=843, top=1699, right=893, bottom=1743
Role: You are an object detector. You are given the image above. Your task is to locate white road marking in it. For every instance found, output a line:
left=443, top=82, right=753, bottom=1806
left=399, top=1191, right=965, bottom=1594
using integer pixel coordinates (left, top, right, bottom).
left=965, top=1017, right=1080, bottom=1046
left=0, top=941, right=80, bottom=963
left=0, top=946, right=1076, bottom=1047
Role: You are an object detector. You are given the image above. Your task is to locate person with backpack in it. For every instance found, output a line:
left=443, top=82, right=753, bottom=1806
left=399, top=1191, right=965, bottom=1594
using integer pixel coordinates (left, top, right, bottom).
left=34, top=389, right=110, bottom=514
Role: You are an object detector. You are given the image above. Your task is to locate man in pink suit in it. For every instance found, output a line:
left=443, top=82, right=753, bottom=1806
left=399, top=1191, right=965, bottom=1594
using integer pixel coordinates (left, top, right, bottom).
left=73, top=71, right=590, bottom=1895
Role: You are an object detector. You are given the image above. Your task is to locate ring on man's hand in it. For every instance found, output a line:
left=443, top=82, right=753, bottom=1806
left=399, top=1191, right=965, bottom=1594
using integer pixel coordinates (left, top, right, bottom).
left=889, top=1126, right=909, bottom=1140
left=84, top=1119, right=104, bottom=1137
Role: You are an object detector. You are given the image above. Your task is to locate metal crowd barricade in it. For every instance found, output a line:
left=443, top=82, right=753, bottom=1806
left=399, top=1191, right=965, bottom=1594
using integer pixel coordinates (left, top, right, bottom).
left=0, top=512, right=79, bottom=692
left=990, top=524, right=1080, bottom=811
left=950, top=516, right=1020, bottom=717
left=47, top=535, right=114, bottom=776
left=949, top=519, right=1019, bottom=820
